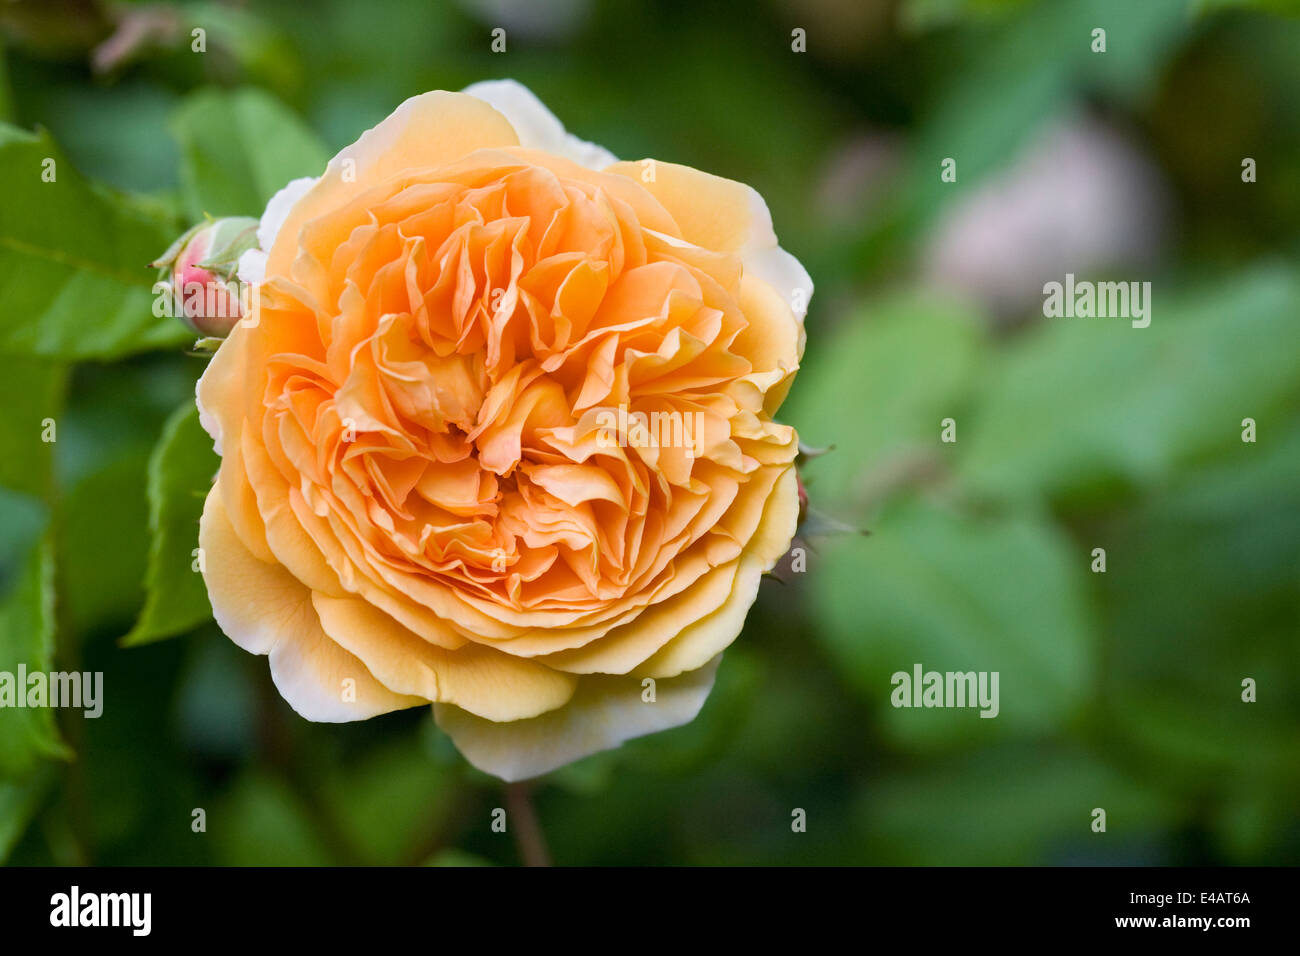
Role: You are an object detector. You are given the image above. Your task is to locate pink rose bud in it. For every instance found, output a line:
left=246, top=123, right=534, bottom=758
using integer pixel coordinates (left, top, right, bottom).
left=151, top=217, right=259, bottom=338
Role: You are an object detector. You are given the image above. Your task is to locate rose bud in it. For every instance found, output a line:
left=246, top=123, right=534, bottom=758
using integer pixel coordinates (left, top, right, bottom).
left=151, top=216, right=259, bottom=338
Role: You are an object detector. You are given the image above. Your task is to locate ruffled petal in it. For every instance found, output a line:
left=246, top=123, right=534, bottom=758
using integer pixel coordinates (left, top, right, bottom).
left=605, top=159, right=812, bottom=319
left=199, top=488, right=421, bottom=720
left=312, top=592, right=578, bottom=721
left=265, top=91, right=521, bottom=275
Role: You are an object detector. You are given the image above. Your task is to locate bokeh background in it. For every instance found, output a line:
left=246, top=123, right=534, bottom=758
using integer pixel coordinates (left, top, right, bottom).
left=1, top=0, right=1298, bottom=866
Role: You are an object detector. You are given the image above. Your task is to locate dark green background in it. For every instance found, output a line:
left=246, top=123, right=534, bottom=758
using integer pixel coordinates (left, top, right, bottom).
left=0, top=0, right=1297, bottom=865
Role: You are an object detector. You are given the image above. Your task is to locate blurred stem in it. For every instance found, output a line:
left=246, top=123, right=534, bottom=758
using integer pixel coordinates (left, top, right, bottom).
left=505, top=782, right=551, bottom=867
left=850, top=446, right=946, bottom=513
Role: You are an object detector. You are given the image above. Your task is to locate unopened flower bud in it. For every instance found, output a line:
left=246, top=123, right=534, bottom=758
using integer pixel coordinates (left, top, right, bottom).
left=151, top=217, right=259, bottom=338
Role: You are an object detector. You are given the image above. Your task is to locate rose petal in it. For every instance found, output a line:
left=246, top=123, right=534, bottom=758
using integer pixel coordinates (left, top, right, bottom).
left=606, top=159, right=813, bottom=319
left=536, top=559, right=742, bottom=674
left=199, top=488, right=421, bottom=720
left=462, top=79, right=618, bottom=170
left=312, top=592, right=579, bottom=722
left=257, top=176, right=318, bottom=253
left=235, top=248, right=267, bottom=286
left=434, top=656, right=721, bottom=781
left=266, top=91, right=521, bottom=276
left=634, top=554, right=764, bottom=679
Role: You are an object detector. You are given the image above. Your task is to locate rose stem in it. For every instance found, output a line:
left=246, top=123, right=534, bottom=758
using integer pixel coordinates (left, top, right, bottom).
left=504, top=781, right=551, bottom=867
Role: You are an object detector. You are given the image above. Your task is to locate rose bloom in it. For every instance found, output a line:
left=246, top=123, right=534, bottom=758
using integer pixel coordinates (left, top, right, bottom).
left=196, top=81, right=811, bottom=780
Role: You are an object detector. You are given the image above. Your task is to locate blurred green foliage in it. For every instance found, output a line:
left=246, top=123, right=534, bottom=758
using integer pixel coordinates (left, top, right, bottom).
left=0, top=0, right=1296, bottom=865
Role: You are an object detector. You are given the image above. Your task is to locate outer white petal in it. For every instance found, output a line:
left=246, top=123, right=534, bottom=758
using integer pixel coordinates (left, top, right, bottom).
left=434, top=656, right=721, bottom=781
left=195, top=375, right=222, bottom=455
left=461, top=78, right=617, bottom=170
left=236, top=248, right=267, bottom=286
left=231, top=176, right=316, bottom=286
left=746, top=244, right=813, bottom=324
left=733, top=185, right=813, bottom=324
left=257, top=176, right=318, bottom=252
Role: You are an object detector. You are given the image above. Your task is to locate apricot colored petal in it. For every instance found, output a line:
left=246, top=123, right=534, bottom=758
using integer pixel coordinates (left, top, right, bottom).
left=536, top=559, right=741, bottom=675
left=312, top=592, right=578, bottom=722
left=634, top=553, right=764, bottom=679
left=434, top=656, right=720, bottom=781
left=266, top=92, right=521, bottom=276
left=605, top=159, right=813, bottom=318
left=199, top=488, right=421, bottom=720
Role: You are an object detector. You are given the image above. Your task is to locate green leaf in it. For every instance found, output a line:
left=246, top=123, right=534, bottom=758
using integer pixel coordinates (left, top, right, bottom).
left=0, top=764, right=54, bottom=863
left=858, top=744, right=1176, bottom=865
left=1091, top=420, right=1300, bottom=798
left=215, top=772, right=333, bottom=866
left=55, top=454, right=152, bottom=640
left=1107, top=691, right=1300, bottom=791
left=123, top=403, right=216, bottom=646
left=171, top=87, right=330, bottom=222
left=0, top=535, right=71, bottom=777
left=0, top=354, right=63, bottom=594
left=319, top=738, right=455, bottom=865
left=959, top=267, right=1300, bottom=504
left=1099, top=419, right=1300, bottom=689
left=0, top=489, right=46, bottom=597
left=782, top=292, right=986, bottom=515
left=34, top=84, right=181, bottom=196
left=0, top=355, right=65, bottom=500
left=55, top=356, right=196, bottom=639
left=0, top=124, right=189, bottom=360
left=811, top=496, right=1097, bottom=747
left=0, top=355, right=68, bottom=784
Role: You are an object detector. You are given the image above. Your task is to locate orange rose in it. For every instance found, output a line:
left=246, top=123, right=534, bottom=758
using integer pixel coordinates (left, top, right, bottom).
left=196, top=80, right=811, bottom=780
